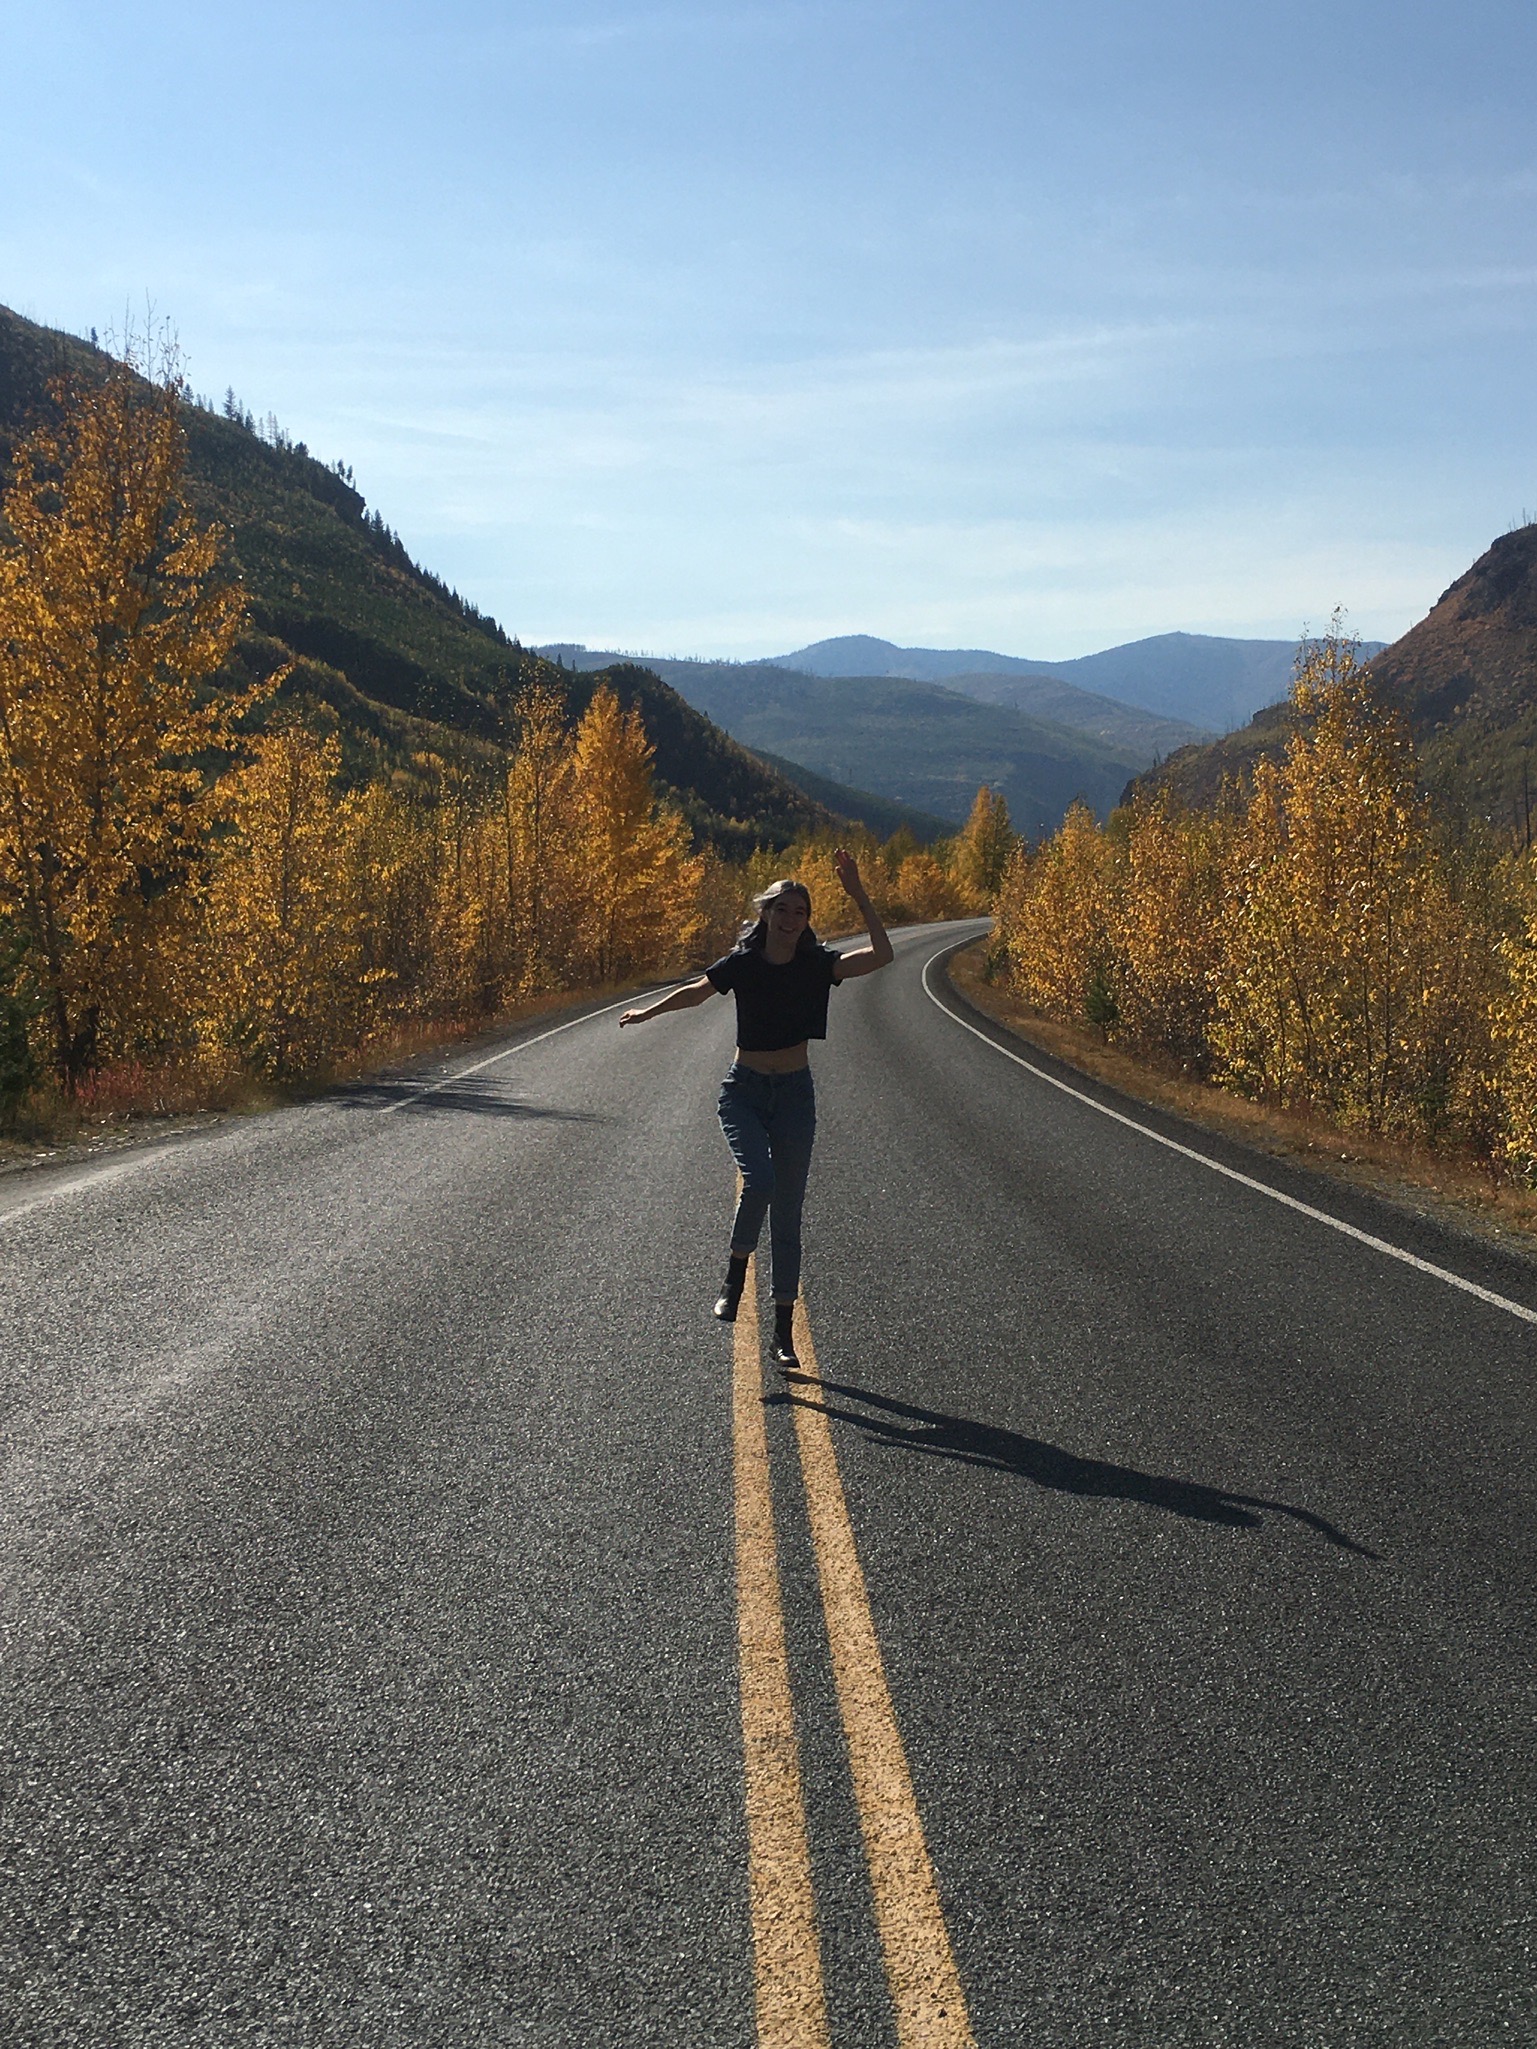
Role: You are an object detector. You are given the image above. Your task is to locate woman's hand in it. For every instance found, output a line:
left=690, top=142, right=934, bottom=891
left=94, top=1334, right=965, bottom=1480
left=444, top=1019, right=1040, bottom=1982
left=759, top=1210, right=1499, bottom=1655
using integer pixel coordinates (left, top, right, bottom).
left=618, top=1008, right=647, bottom=1028
left=829, top=848, right=894, bottom=977
left=833, top=848, right=866, bottom=899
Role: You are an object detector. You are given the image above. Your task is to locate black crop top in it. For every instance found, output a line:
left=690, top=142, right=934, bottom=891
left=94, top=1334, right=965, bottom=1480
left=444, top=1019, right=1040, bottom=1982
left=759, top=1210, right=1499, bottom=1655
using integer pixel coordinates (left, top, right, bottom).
left=705, top=944, right=842, bottom=1051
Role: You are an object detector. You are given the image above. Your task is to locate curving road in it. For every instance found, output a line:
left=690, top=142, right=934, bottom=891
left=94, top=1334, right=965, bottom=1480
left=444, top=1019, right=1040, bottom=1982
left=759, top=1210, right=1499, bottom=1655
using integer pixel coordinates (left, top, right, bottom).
left=2, top=920, right=1534, bottom=2047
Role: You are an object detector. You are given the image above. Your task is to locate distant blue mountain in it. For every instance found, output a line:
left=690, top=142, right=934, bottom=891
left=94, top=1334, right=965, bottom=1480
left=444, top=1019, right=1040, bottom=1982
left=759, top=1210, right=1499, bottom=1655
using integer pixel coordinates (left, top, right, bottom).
left=769, top=631, right=1385, bottom=734
left=537, top=646, right=1155, bottom=834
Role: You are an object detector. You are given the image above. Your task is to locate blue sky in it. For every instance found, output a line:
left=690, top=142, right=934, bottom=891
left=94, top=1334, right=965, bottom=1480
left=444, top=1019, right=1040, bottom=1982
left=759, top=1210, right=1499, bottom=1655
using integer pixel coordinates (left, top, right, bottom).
left=3, top=0, right=1534, bottom=657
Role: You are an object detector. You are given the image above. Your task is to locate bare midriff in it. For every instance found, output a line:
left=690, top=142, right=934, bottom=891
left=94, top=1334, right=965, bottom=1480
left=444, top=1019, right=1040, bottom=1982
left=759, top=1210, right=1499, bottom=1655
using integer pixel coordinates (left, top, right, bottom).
left=734, top=1043, right=810, bottom=1074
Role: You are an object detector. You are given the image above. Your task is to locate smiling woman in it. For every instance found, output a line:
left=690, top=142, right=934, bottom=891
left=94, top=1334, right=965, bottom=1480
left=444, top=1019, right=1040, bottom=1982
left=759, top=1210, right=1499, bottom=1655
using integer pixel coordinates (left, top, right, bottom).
left=619, top=848, right=893, bottom=1364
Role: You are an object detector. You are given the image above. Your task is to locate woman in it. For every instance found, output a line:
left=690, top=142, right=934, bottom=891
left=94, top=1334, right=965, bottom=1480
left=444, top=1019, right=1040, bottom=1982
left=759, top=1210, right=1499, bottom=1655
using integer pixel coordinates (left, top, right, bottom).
left=619, top=850, right=893, bottom=1365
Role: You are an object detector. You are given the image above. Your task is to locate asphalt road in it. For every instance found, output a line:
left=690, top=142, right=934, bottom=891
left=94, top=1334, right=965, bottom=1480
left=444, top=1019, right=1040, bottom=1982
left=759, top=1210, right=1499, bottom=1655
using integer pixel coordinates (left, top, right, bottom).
left=1, top=921, right=1534, bottom=2047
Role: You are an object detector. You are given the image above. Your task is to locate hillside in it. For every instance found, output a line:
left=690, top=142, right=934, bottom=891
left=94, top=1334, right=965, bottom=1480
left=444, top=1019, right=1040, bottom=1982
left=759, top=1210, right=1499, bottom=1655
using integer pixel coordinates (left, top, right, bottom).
left=721, top=753, right=954, bottom=844
left=772, top=631, right=1383, bottom=733
left=1133, top=525, right=1537, bottom=837
left=0, top=305, right=832, bottom=855
left=931, top=671, right=1211, bottom=759
left=539, top=649, right=1142, bottom=835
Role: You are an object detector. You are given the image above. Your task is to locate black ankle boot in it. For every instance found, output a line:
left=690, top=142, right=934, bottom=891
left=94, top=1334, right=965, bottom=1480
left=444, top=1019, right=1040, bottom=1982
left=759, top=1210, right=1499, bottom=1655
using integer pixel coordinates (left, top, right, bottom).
left=714, top=1254, right=749, bottom=1322
left=771, top=1301, right=798, bottom=1366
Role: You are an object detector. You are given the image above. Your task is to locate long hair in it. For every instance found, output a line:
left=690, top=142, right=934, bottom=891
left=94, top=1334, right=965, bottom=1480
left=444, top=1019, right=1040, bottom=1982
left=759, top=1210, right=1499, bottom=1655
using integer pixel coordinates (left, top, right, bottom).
left=736, top=877, right=821, bottom=955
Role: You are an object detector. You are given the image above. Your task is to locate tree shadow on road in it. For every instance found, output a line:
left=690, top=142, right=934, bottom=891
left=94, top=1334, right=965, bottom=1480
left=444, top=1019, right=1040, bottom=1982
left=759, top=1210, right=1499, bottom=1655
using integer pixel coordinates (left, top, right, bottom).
left=774, top=1372, right=1377, bottom=1557
left=336, top=1080, right=601, bottom=1121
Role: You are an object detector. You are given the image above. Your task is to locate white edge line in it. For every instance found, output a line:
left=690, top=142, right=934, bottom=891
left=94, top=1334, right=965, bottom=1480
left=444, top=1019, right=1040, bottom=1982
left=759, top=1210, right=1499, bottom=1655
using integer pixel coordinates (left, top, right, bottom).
left=379, top=989, right=662, bottom=1114
left=0, top=1146, right=175, bottom=1233
left=922, top=945, right=1537, bottom=1331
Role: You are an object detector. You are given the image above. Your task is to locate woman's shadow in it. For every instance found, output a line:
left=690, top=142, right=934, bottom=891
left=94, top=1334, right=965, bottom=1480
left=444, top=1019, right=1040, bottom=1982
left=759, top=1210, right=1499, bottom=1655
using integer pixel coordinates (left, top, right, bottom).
left=772, top=1371, right=1377, bottom=1557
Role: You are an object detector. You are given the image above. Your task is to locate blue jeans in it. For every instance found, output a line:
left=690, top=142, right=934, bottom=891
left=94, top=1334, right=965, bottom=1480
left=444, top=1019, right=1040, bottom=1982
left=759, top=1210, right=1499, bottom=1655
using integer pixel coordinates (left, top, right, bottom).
left=717, top=1064, right=817, bottom=1302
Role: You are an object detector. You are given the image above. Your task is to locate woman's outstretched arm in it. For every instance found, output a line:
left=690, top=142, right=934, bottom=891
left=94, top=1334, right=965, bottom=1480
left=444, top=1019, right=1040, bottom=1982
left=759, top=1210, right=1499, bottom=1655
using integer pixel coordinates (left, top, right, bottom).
left=619, top=976, right=718, bottom=1027
left=829, top=850, right=894, bottom=979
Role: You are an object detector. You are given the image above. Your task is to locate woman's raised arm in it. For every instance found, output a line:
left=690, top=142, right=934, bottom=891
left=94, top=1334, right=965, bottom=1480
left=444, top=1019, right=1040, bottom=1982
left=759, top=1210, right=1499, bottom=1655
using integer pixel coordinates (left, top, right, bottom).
left=829, top=850, right=894, bottom=980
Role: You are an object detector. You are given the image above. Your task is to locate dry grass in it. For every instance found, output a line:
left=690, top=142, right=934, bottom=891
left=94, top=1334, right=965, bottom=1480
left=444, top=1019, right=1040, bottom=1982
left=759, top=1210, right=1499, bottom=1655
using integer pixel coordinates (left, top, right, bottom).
left=947, top=940, right=1537, bottom=1265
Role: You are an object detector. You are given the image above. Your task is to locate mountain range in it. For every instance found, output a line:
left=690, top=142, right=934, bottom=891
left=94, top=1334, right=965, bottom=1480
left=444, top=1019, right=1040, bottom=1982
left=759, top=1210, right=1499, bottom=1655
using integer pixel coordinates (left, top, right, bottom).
left=768, top=631, right=1385, bottom=734
left=9, top=301, right=1520, bottom=855
left=539, top=649, right=1157, bottom=835
left=541, top=626, right=1402, bottom=837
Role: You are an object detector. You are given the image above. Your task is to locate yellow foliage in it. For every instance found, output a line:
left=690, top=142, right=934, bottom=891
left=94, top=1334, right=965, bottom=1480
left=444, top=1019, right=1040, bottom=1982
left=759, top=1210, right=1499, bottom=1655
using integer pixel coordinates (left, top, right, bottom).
left=1106, top=798, right=1230, bottom=1059
left=895, top=850, right=965, bottom=922
left=997, top=802, right=1119, bottom=1025
left=348, top=778, right=438, bottom=1021
left=0, top=361, right=261, bottom=1083
left=693, top=845, right=753, bottom=962
left=776, top=842, right=849, bottom=933
left=1495, top=857, right=1537, bottom=1174
left=741, top=826, right=914, bottom=938
left=412, top=749, right=514, bottom=1020
left=504, top=681, right=578, bottom=992
left=994, top=622, right=1513, bottom=1152
left=205, top=728, right=367, bottom=1077
left=954, top=784, right=1016, bottom=907
left=199, top=679, right=713, bottom=1077
left=1211, top=628, right=1496, bottom=1135
left=569, top=685, right=702, bottom=982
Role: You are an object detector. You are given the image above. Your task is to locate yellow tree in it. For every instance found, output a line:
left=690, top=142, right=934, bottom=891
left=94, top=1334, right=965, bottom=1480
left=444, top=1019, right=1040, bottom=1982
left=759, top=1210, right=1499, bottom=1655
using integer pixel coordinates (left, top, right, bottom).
left=1211, top=621, right=1490, bottom=1133
left=895, top=849, right=964, bottom=922
left=459, top=806, right=518, bottom=1016
left=410, top=747, right=506, bottom=1020
left=569, top=684, right=700, bottom=982
left=743, top=831, right=894, bottom=938
left=1111, top=797, right=1231, bottom=1063
left=954, top=784, right=1016, bottom=907
left=503, top=680, right=577, bottom=992
left=1494, top=855, right=1537, bottom=1175
left=348, top=776, right=437, bottom=1024
left=693, top=844, right=754, bottom=960
left=996, top=801, right=1120, bottom=1026
left=1208, top=758, right=1296, bottom=1096
left=0, top=360, right=258, bottom=1083
left=757, top=838, right=845, bottom=935
left=204, top=726, right=367, bottom=1078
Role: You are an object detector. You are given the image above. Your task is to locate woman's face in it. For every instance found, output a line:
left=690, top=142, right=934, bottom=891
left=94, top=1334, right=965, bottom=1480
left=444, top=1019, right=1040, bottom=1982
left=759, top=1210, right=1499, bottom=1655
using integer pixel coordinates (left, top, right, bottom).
left=766, top=891, right=810, bottom=943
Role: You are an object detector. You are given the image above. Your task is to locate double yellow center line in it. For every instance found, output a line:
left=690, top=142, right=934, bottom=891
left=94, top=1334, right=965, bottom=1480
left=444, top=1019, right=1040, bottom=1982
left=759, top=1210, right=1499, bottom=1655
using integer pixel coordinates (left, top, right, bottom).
left=733, top=1264, right=975, bottom=2047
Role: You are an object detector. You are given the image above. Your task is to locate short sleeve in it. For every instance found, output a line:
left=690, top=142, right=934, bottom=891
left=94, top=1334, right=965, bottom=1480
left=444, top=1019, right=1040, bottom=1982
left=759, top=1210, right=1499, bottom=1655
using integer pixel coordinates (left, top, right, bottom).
left=705, top=951, right=742, bottom=994
left=823, top=947, right=842, bottom=987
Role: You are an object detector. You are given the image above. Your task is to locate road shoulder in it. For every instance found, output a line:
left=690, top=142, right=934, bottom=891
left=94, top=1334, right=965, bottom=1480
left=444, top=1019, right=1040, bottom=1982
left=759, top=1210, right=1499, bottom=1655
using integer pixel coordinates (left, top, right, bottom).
left=942, top=936, right=1537, bottom=1274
